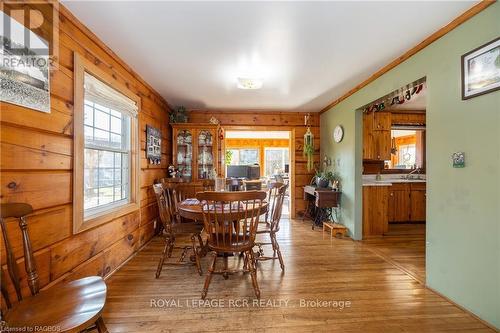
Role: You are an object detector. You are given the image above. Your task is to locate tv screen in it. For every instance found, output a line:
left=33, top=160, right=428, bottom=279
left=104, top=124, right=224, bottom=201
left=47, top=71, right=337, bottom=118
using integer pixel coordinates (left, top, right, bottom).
left=226, top=165, right=248, bottom=178
left=226, top=165, right=260, bottom=179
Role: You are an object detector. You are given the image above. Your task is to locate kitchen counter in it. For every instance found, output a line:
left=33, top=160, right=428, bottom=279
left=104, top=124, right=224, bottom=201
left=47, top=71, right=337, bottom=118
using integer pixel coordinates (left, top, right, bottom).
left=362, top=175, right=426, bottom=187
left=362, top=177, right=427, bottom=238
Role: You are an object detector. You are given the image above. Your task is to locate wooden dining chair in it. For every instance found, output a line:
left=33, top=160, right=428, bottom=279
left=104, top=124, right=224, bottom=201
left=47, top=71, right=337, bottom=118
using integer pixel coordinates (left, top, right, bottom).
left=153, top=184, right=203, bottom=278
left=0, top=203, right=108, bottom=332
left=196, top=190, right=266, bottom=299
left=261, top=182, right=284, bottom=227
left=255, top=184, right=288, bottom=270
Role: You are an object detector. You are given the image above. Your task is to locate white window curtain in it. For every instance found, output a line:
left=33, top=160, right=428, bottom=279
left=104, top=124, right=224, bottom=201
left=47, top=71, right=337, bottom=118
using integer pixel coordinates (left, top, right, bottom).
left=84, top=72, right=138, bottom=118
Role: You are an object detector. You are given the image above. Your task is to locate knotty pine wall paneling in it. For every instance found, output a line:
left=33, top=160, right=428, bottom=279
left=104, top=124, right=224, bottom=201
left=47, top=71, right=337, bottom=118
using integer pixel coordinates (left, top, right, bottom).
left=188, top=110, right=320, bottom=217
left=0, top=2, right=169, bottom=306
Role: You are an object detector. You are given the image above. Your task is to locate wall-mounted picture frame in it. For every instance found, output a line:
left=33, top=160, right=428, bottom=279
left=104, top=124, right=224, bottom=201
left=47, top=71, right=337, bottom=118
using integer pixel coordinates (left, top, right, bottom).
left=0, top=12, right=51, bottom=113
left=146, top=125, right=161, bottom=164
left=461, top=37, right=500, bottom=100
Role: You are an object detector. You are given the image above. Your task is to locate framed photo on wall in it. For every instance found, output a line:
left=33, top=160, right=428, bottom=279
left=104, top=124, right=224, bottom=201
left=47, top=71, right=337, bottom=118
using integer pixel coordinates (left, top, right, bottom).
left=146, top=125, right=161, bottom=164
left=461, top=37, right=500, bottom=100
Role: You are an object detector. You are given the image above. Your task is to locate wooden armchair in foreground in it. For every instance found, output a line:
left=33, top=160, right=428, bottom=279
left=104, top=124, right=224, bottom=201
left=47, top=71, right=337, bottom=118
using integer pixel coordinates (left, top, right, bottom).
left=196, top=191, right=267, bottom=299
left=153, top=183, right=204, bottom=278
left=0, top=203, right=108, bottom=332
left=255, top=183, right=288, bottom=270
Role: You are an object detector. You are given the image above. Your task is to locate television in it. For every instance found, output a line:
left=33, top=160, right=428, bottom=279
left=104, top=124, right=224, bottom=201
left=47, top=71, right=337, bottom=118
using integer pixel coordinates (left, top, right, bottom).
left=226, top=165, right=260, bottom=180
left=226, top=165, right=248, bottom=178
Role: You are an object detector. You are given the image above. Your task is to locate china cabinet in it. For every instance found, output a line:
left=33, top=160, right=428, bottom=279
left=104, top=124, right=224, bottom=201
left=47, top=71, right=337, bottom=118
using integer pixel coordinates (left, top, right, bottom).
left=171, top=123, right=222, bottom=184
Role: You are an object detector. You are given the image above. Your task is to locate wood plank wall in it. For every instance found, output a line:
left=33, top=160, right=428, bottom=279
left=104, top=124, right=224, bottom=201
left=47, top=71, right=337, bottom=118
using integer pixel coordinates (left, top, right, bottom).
left=187, top=111, right=320, bottom=217
left=0, top=2, right=169, bottom=306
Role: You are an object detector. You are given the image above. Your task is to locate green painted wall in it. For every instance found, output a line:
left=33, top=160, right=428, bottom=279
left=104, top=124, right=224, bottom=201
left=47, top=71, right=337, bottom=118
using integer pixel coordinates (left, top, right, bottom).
left=320, top=3, right=500, bottom=328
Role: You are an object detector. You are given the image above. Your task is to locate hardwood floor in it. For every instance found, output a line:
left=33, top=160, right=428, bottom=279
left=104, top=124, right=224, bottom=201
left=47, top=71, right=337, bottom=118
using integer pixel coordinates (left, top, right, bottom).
left=100, top=219, right=493, bottom=332
left=361, top=223, right=426, bottom=283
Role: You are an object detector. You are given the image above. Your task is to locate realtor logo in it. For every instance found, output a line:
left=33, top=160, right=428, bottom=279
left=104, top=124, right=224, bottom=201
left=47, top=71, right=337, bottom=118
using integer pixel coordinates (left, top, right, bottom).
left=1, top=0, right=58, bottom=57
left=0, top=1, right=58, bottom=113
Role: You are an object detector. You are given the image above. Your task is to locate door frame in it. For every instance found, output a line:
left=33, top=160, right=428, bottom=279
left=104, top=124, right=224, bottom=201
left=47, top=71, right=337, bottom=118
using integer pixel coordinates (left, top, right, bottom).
left=222, top=125, right=296, bottom=218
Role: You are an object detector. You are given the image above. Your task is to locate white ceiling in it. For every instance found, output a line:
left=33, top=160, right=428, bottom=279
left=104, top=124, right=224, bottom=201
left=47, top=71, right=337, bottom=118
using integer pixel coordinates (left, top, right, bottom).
left=63, top=1, right=476, bottom=112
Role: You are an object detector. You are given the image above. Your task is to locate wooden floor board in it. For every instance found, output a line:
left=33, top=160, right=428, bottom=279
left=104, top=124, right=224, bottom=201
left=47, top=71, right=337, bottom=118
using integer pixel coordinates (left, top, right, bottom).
left=98, top=219, right=493, bottom=332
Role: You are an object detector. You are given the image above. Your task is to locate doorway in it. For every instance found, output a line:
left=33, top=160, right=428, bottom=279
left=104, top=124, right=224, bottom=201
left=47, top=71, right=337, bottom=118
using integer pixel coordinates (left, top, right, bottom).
left=224, top=129, right=292, bottom=217
left=359, top=78, right=427, bottom=283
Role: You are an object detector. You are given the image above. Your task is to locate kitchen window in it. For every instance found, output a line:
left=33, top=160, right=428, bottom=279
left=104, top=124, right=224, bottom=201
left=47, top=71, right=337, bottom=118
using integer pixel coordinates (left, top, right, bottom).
left=73, top=54, right=140, bottom=233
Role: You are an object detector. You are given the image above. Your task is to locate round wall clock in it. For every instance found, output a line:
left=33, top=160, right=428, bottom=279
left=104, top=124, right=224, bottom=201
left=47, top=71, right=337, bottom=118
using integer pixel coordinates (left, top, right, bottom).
left=333, top=125, right=344, bottom=143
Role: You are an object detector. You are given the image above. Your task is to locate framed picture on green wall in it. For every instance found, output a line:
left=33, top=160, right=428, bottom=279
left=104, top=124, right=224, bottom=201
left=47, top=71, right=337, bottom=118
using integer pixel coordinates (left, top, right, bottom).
left=461, top=37, right=500, bottom=100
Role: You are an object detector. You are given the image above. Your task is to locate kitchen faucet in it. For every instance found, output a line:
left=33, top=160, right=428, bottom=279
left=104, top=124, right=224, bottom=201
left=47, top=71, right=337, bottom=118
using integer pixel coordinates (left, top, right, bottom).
left=402, top=168, right=422, bottom=180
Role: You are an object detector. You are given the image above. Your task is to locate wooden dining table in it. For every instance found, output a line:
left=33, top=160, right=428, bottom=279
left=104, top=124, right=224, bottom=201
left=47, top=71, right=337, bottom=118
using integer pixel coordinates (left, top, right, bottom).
left=177, top=198, right=269, bottom=221
left=178, top=197, right=269, bottom=259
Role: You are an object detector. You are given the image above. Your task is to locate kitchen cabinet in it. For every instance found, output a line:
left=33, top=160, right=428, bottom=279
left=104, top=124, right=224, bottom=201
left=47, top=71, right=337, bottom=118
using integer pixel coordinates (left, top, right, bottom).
left=363, top=185, right=389, bottom=238
left=388, top=183, right=410, bottom=222
left=388, top=182, right=426, bottom=223
left=373, top=111, right=391, bottom=130
left=363, top=112, right=376, bottom=160
left=374, top=129, right=391, bottom=160
left=363, top=111, right=391, bottom=160
left=410, top=183, right=426, bottom=221
left=391, top=111, right=426, bottom=125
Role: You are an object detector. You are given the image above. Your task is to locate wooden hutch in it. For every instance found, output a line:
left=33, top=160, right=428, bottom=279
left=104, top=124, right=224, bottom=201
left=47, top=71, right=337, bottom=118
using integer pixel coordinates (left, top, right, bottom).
left=170, top=123, right=224, bottom=197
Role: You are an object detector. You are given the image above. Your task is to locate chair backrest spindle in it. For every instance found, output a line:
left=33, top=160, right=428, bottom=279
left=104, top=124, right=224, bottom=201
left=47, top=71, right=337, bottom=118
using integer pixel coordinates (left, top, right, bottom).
left=0, top=203, right=38, bottom=308
left=270, top=184, right=288, bottom=232
left=153, top=183, right=174, bottom=237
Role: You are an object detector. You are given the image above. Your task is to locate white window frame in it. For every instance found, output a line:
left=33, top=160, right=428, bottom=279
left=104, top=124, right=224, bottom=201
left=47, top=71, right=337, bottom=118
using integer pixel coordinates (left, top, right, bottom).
left=73, top=54, right=140, bottom=234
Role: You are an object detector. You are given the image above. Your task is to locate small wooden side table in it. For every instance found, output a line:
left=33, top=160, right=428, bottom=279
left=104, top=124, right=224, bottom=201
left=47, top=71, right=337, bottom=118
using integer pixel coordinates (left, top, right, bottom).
left=322, top=222, right=348, bottom=240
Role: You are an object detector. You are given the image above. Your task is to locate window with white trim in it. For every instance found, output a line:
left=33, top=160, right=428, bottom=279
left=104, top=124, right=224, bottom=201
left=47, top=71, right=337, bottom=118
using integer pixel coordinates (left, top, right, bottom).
left=83, top=73, right=137, bottom=217
left=73, top=53, right=140, bottom=233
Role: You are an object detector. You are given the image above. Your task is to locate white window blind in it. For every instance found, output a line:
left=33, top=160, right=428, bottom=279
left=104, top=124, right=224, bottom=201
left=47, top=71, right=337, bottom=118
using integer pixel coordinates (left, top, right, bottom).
left=84, top=72, right=138, bottom=118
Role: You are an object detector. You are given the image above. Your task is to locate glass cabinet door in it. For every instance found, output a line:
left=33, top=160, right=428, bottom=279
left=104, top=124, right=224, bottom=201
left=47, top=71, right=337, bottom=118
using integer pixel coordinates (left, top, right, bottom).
left=197, top=130, right=214, bottom=179
left=176, top=130, right=192, bottom=178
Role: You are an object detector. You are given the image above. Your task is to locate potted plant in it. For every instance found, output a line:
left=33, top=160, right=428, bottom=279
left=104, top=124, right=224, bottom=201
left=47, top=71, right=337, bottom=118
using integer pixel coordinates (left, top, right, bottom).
left=169, top=106, right=188, bottom=123
left=315, top=170, right=337, bottom=188
left=303, top=127, right=314, bottom=171
left=225, top=150, right=233, bottom=165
